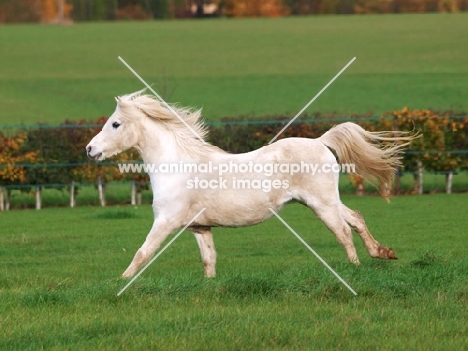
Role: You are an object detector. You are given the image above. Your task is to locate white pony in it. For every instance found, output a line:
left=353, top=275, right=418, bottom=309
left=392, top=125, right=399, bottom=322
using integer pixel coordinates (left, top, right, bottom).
left=86, top=91, right=415, bottom=279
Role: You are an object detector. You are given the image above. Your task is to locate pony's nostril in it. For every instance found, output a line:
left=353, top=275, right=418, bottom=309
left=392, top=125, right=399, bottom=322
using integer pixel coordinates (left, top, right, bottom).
left=86, top=145, right=92, bottom=154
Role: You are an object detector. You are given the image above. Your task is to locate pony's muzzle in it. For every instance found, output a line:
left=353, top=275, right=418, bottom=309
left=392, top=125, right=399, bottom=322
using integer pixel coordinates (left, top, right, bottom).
left=86, top=145, right=102, bottom=161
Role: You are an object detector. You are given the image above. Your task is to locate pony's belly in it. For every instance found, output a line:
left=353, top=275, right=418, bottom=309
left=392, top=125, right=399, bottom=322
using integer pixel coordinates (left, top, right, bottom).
left=194, top=189, right=291, bottom=228
left=201, top=207, right=274, bottom=227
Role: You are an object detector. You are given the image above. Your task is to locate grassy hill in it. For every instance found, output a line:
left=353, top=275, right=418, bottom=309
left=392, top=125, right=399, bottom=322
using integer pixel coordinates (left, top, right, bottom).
left=0, top=13, right=467, bottom=125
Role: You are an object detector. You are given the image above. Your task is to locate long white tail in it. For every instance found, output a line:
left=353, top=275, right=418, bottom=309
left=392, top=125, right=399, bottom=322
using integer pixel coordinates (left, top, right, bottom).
left=319, top=122, right=418, bottom=200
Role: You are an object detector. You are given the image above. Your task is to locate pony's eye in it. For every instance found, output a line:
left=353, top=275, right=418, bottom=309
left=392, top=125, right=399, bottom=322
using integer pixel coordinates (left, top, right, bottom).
left=112, top=122, right=121, bottom=129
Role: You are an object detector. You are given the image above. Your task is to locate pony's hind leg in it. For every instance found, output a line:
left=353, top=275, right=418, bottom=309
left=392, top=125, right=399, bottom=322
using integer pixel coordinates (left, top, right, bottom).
left=307, top=199, right=360, bottom=264
left=190, top=226, right=217, bottom=278
left=341, top=205, right=397, bottom=260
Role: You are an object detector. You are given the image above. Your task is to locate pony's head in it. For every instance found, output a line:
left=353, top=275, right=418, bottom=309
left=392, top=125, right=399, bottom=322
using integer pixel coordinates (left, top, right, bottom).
left=86, top=90, right=207, bottom=161
left=86, top=91, right=146, bottom=161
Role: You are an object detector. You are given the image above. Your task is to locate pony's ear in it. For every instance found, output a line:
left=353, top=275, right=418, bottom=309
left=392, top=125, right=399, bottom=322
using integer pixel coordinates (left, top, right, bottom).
left=115, top=96, right=121, bottom=103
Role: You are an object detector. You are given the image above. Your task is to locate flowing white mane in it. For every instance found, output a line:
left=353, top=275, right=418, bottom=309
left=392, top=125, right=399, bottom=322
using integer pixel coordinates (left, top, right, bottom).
left=117, top=90, right=209, bottom=142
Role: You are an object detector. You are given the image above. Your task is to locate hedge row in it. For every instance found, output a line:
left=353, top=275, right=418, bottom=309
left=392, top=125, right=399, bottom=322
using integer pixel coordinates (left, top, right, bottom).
left=1, top=108, right=468, bottom=195
left=210, top=108, right=468, bottom=171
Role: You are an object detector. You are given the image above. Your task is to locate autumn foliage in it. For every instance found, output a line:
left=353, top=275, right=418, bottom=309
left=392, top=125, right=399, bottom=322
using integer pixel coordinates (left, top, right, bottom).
left=41, top=0, right=73, bottom=23
left=223, top=0, right=291, bottom=17
left=0, top=134, right=37, bottom=185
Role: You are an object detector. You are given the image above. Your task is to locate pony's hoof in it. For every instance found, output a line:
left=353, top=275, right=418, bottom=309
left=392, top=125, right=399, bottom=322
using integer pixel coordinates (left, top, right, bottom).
left=377, top=245, right=398, bottom=260
left=387, top=248, right=398, bottom=260
left=121, top=270, right=134, bottom=279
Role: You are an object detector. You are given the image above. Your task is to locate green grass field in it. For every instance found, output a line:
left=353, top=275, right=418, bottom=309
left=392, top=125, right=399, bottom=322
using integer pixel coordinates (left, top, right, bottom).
left=1, top=13, right=467, bottom=125
left=1, top=194, right=467, bottom=350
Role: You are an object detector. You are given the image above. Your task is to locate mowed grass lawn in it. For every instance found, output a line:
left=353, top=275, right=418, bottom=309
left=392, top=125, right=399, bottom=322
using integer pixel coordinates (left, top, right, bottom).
left=1, top=194, right=467, bottom=350
left=0, top=13, right=467, bottom=125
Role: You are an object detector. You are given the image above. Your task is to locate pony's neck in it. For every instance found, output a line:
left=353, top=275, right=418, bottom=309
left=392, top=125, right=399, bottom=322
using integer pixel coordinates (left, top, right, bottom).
left=136, top=118, right=215, bottom=164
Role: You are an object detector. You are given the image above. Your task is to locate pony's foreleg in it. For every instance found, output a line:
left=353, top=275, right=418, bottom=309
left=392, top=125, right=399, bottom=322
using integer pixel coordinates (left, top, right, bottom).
left=121, top=217, right=177, bottom=278
left=191, top=227, right=216, bottom=278
left=341, top=205, right=397, bottom=260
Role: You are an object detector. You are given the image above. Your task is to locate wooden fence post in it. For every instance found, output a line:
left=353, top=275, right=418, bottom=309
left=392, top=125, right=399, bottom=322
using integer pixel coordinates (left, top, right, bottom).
left=131, top=180, right=136, bottom=205
left=70, top=181, right=76, bottom=208
left=393, top=115, right=401, bottom=195
left=35, top=186, right=42, bottom=210
left=98, top=176, right=106, bottom=207
left=5, top=189, right=11, bottom=211
left=0, top=187, right=4, bottom=212
left=417, top=161, right=423, bottom=195
left=446, top=171, right=453, bottom=194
